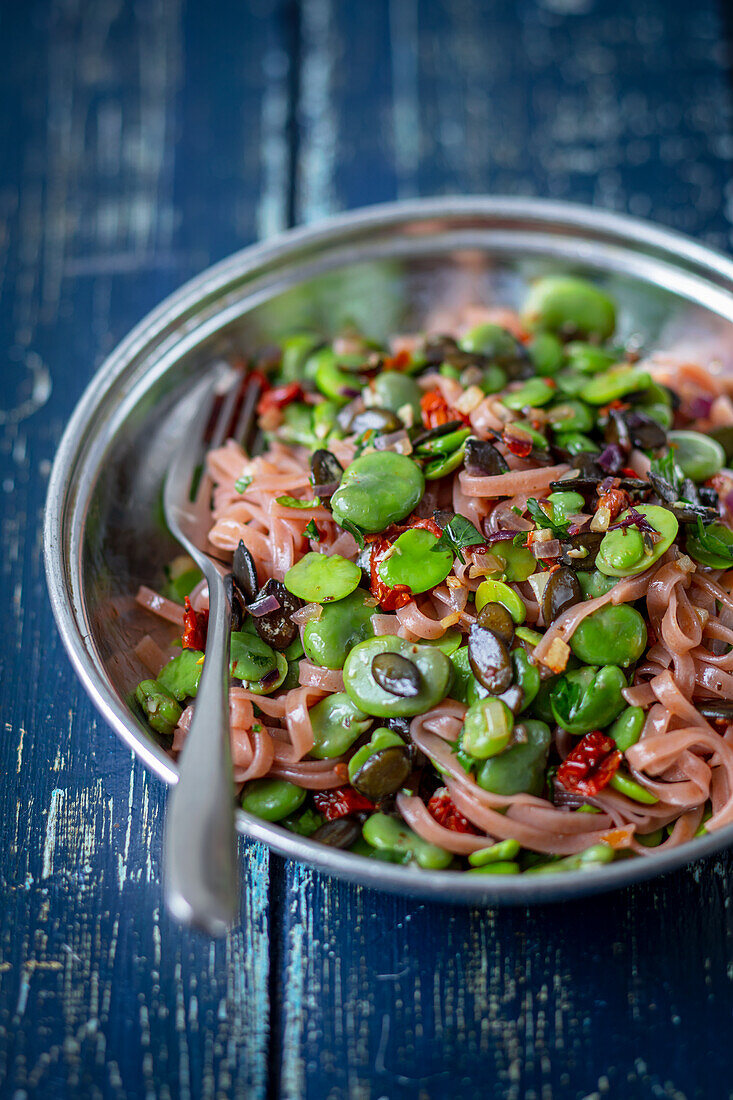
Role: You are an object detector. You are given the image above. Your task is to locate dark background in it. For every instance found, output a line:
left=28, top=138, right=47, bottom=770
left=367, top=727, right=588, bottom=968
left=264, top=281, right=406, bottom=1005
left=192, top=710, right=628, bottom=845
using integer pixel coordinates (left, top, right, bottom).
left=2, top=1, right=733, bottom=1097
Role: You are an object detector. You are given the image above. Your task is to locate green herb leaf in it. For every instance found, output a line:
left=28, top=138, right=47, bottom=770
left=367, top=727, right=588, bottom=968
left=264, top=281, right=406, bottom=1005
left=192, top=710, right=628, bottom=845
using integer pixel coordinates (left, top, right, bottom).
left=526, top=496, right=570, bottom=538
left=431, top=514, right=484, bottom=564
left=275, top=495, right=322, bottom=509
left=649, top=450, right=690, bottom=501
left=235, top=474, right=253, bottom=494
left=693, top=517, right=733, bottom=562
left=304, top=519, right=321, bottom=541
left=339, top=518, right=366, bottom=548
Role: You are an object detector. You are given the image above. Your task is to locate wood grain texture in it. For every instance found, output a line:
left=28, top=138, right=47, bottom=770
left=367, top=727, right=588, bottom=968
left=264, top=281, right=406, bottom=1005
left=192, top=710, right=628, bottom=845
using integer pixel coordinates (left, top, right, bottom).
left=2, top=0, right=733, bottom=1098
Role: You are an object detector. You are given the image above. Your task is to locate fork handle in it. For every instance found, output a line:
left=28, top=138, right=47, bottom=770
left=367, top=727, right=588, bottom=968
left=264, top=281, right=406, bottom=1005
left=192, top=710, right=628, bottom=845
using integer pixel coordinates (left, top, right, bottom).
left=163, top=573, right=238, bottom=935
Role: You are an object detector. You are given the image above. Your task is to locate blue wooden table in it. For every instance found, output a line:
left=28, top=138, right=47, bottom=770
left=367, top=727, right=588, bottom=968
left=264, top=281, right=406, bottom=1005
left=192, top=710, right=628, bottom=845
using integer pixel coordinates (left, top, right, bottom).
left=2, top=2, right=733, bottom=1097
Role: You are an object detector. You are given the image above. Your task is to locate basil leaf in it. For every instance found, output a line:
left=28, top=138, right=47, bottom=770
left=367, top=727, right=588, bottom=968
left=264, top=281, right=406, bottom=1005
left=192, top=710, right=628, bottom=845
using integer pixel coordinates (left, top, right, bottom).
left=275, top=495, right=322, bottom=509
left=431, top=514, right=484, bottom=563
left=304, top=519, right=321, bottom=541
left=235, top=474, right=253, bottom=493
left=526, top=497, right=570, bottom=538
left=339, top=518, right=366, bottom=548
left=693, top=517, right=733, bottom=561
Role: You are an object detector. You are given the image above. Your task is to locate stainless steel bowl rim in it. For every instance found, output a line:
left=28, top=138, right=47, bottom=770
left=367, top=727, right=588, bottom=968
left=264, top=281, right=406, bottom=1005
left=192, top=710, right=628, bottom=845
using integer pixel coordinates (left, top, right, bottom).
left=44, top=196, right=733, bottom=903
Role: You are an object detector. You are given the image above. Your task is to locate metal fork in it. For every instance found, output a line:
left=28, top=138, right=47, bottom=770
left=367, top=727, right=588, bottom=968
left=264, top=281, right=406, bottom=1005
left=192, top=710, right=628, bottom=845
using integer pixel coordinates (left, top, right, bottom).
left=162, top=367, right=260, bottom=935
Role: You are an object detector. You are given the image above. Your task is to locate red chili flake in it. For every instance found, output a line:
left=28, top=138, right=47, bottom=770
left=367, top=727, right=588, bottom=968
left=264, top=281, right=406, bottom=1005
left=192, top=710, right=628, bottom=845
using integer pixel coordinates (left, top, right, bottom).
left=427, top=788, right=480, bottom=834
left=621, top=467, right=638, bottom=479
left=557, top=731, right=622, bottom=798
left=407, top=516, right=443, bottom=538
left=595, top=487, right=631, bottom=520
left=257, top=381, right=303, bottom=417
left=502, top=426, right=533, bottom=458
left=313, top=787, right=375, bottom=821
left=383, top=348, right=412, bottom=372
left=370, top=537, right=413, bottom=610
left=420, top=389, right=470, bottom=429
left=182, top=597, right=208, bottom=651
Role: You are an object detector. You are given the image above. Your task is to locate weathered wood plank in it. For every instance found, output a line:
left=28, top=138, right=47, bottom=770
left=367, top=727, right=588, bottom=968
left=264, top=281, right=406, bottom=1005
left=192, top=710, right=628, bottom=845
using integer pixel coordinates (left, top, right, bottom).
left=276, top=1, right=733, bottom=1098
left=0, top=1, right=292, bottom=1095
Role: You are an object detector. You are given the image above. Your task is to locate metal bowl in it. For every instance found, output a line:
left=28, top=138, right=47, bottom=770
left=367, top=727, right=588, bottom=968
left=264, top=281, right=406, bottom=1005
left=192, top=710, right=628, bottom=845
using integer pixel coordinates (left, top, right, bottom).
left=45, top=197, right=733, bottom=903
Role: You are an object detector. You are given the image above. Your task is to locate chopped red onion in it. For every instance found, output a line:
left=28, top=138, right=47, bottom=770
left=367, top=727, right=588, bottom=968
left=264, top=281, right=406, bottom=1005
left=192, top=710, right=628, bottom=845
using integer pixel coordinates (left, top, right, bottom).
left=248, top=593, right=281, bottom=617
left=688, top=395, right=714, bottom=419
left=373, top=429, right=412, bottom=454
left=290, top=602, right=322, bottom=626
left=531, top=538, right=561, bottom=559
left=482, top=529, right=524, bottom=546
left=598, top=443, right=626, bottom=474
left=311, top=481, right=340, bottom=497
left=607, top=507, right=658, bottom=536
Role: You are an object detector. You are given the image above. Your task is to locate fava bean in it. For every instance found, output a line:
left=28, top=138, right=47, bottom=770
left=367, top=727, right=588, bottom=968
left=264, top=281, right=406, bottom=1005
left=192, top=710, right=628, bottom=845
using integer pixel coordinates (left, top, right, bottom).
left=243, top=651, right=289, bottom=695
left=449, top=646, right=487, bottom=707
left=475, top=580, right=526, bottom=623
left=687, top=521, right=733, bottom=568
left=308, top=693, right=373, bottom=759
left=157, top=649, right=203, bottom=701
left=330, top=452, right=425, bottom=534
left=466, top=862, right=520, bottom=874
left=280, top=403, right=316, bottom=446
left=596, top=505, right=678, bottom=577
left=371, top=371, right=422, bottom=418
left=241, top=778, right=306, bottom=821
left=553, top=431, right=600, bottom=455
left=303, top=589, right=375, bottom=669
left=550, top=665, right=627, bottom=734
left=526, top=843, right=614, bottom=874
left=136, top=680, right=182, bottom=737
left=608, top=771, right=658, bottom=804
left=476, top=719, right=552, bottom=796
left=229, top=630, right=278, bottom=681
left=515, top=625, right=543, bottom=647
left=608, top=705, right=645, bottom=752
left=459, top=323, right=525, bottom=368
left=668, top=430, right=726, bottom=482
left=503, top=648, right=540, bottom=714
left=343, top=635, right=452, bottom=717
left=467, top=838, right=521, bottom=866
left=569, top=604, right=647, bottom=667
left=577, top=570, right=617, bottom=599
left=462, top=697, right=514, bottom=759
left=564, top=342, right=618, bottom=375
left=546, top=490, right=585, bottom=523
left=527, top=332, right=564, bottom=375
left=284, top=551, right=362, bottom=603
left=522, top=276, right=616, bottom=340
left=580, top=366, right=652, bottom=405
left=281, top=332, right=322, bottom=381
left=546, top=399, right=594, bottom=434
left=487, top=539, right=537, bottom=583
left=362, top=812, right=453, bottom=869
left=313, top=348, right=363, bottom=404
left=501, top=378, right=557, bottom=411
left=377, top=528, right=454, bottom=593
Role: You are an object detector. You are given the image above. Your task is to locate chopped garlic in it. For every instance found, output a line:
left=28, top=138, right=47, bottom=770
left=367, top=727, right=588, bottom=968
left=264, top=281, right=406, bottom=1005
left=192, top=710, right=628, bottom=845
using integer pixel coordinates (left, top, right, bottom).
left=445, top=575, right=463, bottom=589
left=440, top=612, right=461, bottom=629
left=590, top=505, right=612, bottom=532
left=397, top=403, right=414, bottom=428
left=541, top=637, right=570, bottom=674
left=454, top=385, right=484, bottom=415
left=527, top=570, right=552, bottom=603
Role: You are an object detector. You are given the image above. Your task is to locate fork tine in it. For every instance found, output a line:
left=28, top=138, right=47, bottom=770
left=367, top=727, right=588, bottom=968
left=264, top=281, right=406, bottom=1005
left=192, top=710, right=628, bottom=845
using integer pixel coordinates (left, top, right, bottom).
left=208, top=370, right=245, bottom=451
left=232, top=373, right=263, bottom=454
left=163, top=376, right=219, bottom=522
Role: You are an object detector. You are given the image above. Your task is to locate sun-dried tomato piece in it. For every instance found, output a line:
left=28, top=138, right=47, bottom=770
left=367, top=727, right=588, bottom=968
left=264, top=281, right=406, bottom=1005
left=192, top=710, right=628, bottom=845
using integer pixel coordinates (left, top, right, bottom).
left=383, top=348, right=412, bottom=372
left=313, top=787, right=375, bottom=821
left=595, top=486, right=631, bottom=521
left=408, top=516, right=443, bottom=538
left=557, top=731, right=621, bottom=798
left=420, top=389, right=470, bottom=430
left=370, top=537, right=413, bottom=610
left=502, top=426, right=533, bottom=458
left=257, top=381, right=303, bottom=417
left=427, top=788, right=480, bottom=834
left=182, top=597, right=208, bottom=651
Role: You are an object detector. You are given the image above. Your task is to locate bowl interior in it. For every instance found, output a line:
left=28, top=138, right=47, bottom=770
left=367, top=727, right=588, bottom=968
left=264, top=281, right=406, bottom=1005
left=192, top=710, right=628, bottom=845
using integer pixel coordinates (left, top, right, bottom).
left=50, top=201, right=733, bottom=901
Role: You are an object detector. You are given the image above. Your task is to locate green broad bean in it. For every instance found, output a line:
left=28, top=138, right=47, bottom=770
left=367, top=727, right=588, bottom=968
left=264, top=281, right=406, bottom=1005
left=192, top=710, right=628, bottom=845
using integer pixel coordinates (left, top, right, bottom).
left=157, top=648, right=203, bottom=700
left=553, top=431, right=600, bottom=455
left=347, top=728, right=403, bottom=782
left=522, top=277, right=616, bottom=340
left=668, top=430, right=726, bottom=482
left=467, top=838, right=521, bottom=866
left=459, top=322, right=523, bottom=364
left=466, top=862, right=520, bottom=875
left=281, top=660, right=302, bottom=691
left=608, top=705, right=645, bottom=752
left=372, top=372, right=422, bottom=419
left=420, top=629, right=462, bottom=657
left=511, top=420, right=549, bottom=449
left=303, top=589, right=375, bottom=669
left=343, top=635, right=452, bottom=717
left=423, top=442, right=468, bottom=480
left=507, top=648, right=540, bottom=713
left=532, top=677, right=557, bottom=723
left=527, top=332, right=564, bottom=375
left=462, top=697, right=514, bottom=759
left=416, top=427, right=471, bottom=456
left=439, top=363, right=461, bottom=381
left=475, top=719, right=551, bottom=796
left=475, top=579, right=526, bottom=623
left=577, top=570, right=617, bottom=599
left=284, top=551, right=361, bottom=603
left=285, top=636, right=305, bottom=662
left=313, top=399, right=343, bottom=441
left=229, top=630, right=278, bottom=681
left=135, top=680, right=182, bottom=737
left=449, top=646, right=487, bottom=707
left=330, top=451, right=424, bottom=534
left=580, top=366, right=652, bottom=405
left=564, top=342, right=618, bottom=375
left=163, top=555, right=202, bottom=603
left=569, top=604, right=647, bottom=668
left=554, top=370, right=591, bottom=397
left=308, top=693, right=373, bottom=759
left=515, top=625, right=543, bottom=647
left=313, top=348, right=361, bottom=404
left=547, top=490, right=585, bottom=524
left=476, top=365, right=508, bottom=394
left=501, top=378, right=557, bottom=411
left=243, top=651, right=289, bottom=695
left=279, top=403, right=316, bottom=445
left=362, top=813, right=453, bottom=869
left=549, top=665, right=627, bottom=734
left=241, top=778, right=306, bottom=822
left=637, top=828, right=664, bottom=847
left=545, top=400, right=594, bottom=434
left=525, top=843, right=614, bottom=874
left=596, top=504, right=678, bottom=577
left=377, top=529, right=453, bottom=593
left=280, top=332, right=322, bottom=381
left=280, top=806, right=325, bottom=837
left=488, top=539, right=537, bottom=583
left=608, top=771, right=658, bottom=805
left=687, top=522, right=733, bottom=568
